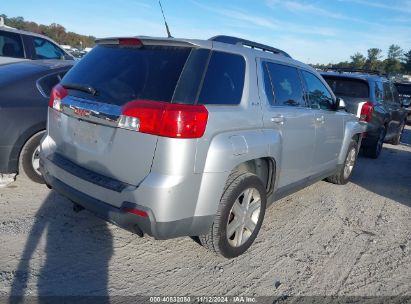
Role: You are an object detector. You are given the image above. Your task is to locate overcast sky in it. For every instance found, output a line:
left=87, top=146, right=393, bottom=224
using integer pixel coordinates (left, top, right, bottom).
left=2, top=0, right=411, bottom=64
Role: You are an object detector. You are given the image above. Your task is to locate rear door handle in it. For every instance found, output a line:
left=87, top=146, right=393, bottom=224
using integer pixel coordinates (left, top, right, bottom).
left=271, top=115, right=285, bottom=125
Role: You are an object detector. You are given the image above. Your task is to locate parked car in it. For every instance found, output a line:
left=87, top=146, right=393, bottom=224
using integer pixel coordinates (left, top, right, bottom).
left=0, top=60, right=73, bottom=184
left=40, top=35, right=365, bottom=258
left=321, top=70, right=407, bottom=158
left=394, top=81, right=411, bottom=124
left=0, top=26, right=74, bottom=65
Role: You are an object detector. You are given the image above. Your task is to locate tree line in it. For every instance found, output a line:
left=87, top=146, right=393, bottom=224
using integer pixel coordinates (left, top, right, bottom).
left=313, top=45, right=411, bottom=76
left=1, top=15, right=96, bottom=49
left=2, top=14, right=411, bottom=75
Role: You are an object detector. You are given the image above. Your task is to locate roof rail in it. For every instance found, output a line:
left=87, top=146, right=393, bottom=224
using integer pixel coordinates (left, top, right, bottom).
left=323, top=67, right=385, bottom=76
left=209, top=35, right=291, bottom=58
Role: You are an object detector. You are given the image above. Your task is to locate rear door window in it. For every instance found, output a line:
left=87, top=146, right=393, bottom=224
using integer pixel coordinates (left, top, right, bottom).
left=383, top=82, right=393, bottom=103
left=323, top=76, right=369, bottom=99
left=262, top=64, right=275, bottom=105
left=263, top=62, right=304, bottom=107
left=374, top=81, right=384, bottom=103
left=33, top=37, right=66, bottom=59
left=37, top=70, right=69, bottom=97
left=197, top=51, right=245, bottom=105
left=302, top=71, right=335, bottom=110
left=391, top=83, right=401, bottom=105
left=62, top=45, right=192, bottom=106
left=0, top=30, right=24, bottom=58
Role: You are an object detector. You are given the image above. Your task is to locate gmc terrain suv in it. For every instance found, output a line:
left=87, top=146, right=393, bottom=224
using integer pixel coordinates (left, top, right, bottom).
left=322, top=70, right=407, bottom=158
left=40, top=36, right=365, bottom=258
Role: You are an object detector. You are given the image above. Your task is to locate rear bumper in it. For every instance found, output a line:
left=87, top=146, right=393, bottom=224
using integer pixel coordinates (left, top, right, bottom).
left=361, top=131, right=380, bottom=147
left=40, top=153, right=213, bottom=239
left=44, top=172, right=150, bottom=236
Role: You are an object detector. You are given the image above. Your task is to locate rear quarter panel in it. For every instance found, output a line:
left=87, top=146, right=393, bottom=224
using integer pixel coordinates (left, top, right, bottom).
left=191, top=44, right=283, bottom=217
left=338, top=116, right=367, bottom=164
left=0, top=77, right=47, bottom=173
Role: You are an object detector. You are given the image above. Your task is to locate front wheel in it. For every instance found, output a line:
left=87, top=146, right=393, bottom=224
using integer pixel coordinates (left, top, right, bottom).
left=326, top=140, right=358, bottom=185
left=199, top=172, right=267, bottom=258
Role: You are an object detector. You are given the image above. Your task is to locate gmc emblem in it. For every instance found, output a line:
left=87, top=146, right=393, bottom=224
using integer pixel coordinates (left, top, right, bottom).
left=73, top=107, right=91, bottom=117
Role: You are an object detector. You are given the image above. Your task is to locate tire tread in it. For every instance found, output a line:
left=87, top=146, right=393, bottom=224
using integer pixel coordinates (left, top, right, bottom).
left=326, top=140, right=358, bottom=185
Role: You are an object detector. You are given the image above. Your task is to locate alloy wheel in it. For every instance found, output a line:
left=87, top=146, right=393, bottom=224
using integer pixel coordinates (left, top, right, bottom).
left=31, top=146, right=41, bottom=176
left=226, top=187, right=261, bottom=247
left=343, top=147, right=356, bottom=179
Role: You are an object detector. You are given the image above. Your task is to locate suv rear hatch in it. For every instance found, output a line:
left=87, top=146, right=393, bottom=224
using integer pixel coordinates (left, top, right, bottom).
left=322, top=75, right=370, bottom=115
left=395, top=83, right=411, bottom=105
left=48, top=38, right=209, bottom=186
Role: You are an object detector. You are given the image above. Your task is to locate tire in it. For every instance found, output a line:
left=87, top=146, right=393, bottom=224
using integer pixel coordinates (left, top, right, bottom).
left=362, top=127, right=385, bottom=159
left=391, top=121, right=405, bottom=145
left=20, top=131, right=46, bottom=184
left=326, top=140, right=358, bottom=185
left=199, top=171, right=267, bottom=258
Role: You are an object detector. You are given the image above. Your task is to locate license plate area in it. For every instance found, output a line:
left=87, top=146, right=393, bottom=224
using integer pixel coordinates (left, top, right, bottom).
left=73, top=120, right=97, bottom=145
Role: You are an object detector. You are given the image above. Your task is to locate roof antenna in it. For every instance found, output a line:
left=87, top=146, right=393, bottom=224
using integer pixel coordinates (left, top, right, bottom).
left=158, top=0, right=173, bottom=38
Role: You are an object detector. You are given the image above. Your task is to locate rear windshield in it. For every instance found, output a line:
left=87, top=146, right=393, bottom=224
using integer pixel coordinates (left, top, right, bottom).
left=62, top=44, right=246, bottom=106
left=323, top=76, right=369, bottom=98
left=395, top=84, right=411, bottom=95
left=62, top=45, right=191, bottom=106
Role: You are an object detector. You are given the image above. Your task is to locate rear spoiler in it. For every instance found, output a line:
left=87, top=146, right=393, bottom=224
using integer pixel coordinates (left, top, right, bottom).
left=95, top=37, right=204, bottom=48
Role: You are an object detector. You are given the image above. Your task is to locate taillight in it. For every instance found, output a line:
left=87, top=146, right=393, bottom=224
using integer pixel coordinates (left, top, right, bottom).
left=49, top=84, right=68, bottom=112
left=122, top=207, right=148, bottom=217
left=360, top=101, right=374, bottom=122
left=119, top=100, right=208, bottom=138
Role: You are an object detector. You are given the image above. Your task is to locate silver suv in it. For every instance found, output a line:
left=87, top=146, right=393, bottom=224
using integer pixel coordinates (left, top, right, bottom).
left=39, top=35, right=366, bottom=258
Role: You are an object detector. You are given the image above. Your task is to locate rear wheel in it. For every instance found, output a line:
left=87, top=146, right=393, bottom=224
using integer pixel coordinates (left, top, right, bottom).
left=326, top=140, right=358, bottom=185
left=199, top=171, right=267, bottom=258
left=391, top=121, right=405, bottom=145
left=20, top=131, right=45, bottom=184
left=363, top=127, right=385, bottom=159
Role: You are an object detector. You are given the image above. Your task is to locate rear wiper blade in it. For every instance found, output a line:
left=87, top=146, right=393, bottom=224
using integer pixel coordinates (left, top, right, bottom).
left=62, top=83, right=98, bottom=96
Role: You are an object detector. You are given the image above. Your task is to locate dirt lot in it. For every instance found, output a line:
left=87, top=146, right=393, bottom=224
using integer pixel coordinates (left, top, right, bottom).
left=1, top=127, right=410, bottom=300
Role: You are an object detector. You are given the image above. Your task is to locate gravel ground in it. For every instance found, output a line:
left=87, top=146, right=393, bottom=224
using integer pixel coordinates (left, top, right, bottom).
left=0, top=127, right=410, bottom=300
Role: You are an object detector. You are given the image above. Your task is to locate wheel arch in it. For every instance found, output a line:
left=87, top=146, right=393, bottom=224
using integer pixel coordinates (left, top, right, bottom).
left=8, top=123, right=45, bottom=173
left=231, top=157, right=276, bottom=195
left=338, top=121, right=366, bottom=164
left=194, top=129, right=281, bottom=218
left=16, top=127, right=46, bottom=173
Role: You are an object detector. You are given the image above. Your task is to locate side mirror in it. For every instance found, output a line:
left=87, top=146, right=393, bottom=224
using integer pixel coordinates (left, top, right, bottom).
left=336, top=97, right=346, bottom=110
